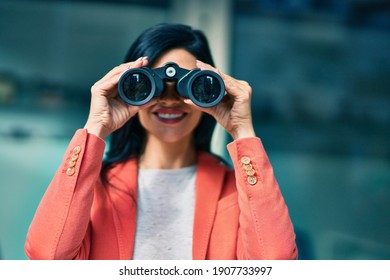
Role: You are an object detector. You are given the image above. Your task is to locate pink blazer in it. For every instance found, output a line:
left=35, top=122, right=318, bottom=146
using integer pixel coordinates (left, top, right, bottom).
left=25, top=129, right=297, bottom=260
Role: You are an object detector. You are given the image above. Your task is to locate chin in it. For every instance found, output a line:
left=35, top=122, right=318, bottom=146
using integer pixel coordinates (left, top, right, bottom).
left=154, top=131, right=192, bottom=145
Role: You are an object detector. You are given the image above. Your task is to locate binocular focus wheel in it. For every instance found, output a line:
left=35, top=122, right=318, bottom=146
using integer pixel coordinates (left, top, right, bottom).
left=165, top=67, right=176, bottom=77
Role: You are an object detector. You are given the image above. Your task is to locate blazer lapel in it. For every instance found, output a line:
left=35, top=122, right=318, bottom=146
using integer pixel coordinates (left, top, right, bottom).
left=107, top=158, right=138, bottom=259
left=192, top=152, right=226, bottom=260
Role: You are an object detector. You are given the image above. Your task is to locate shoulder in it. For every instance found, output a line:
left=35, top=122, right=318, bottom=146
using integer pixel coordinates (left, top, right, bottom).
left=197, top=151, right=236, bottom=192
left=197, top=151, right=233, bottom=172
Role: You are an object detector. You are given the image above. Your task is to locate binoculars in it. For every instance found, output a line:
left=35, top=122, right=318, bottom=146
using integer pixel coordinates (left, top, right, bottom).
left=118, top=62, right=225, bottom=108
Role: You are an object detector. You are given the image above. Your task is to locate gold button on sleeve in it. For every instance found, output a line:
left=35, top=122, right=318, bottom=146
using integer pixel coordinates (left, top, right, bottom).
left=70, top=153, right=79, bottom=161
left=246, top=169, right=255, bottom=176
left=240, top=156, right=251, bottom=165
left=67, top=160, right=76, bottom=168
left=242, top=163, right=253, bottom=171
left=247, top=176, right=257, bottom=185
left=66, top=167, right=75, bottom=176
left=73, top=146, right=81, bottom=154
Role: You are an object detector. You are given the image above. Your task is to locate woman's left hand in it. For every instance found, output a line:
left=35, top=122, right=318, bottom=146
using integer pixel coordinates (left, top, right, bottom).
left=185, top=60, right=256, bottom=140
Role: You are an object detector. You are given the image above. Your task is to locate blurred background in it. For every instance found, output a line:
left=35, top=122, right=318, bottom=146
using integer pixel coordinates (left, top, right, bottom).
left=0, top=0, right=389, bottom=260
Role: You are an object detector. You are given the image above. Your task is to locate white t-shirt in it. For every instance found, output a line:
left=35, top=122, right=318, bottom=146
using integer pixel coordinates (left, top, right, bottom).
left=132, top=165, right=196, bottom=260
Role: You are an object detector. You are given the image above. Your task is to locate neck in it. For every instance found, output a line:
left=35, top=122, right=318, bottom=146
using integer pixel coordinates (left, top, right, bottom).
left=139, top=135, right=197, bottom=169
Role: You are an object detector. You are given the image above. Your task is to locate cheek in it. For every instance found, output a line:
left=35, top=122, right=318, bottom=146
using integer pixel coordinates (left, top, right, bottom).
left=185, top=111, right=203, bottom=135
left=191, top=111, right=203, bottom=127
left=137, top=111, right=150, bottom=129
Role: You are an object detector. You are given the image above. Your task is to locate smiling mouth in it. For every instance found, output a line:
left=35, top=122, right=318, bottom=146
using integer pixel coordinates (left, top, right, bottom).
left=157, top=113, right=184, bottom=119
left=154, top=112, right=186, bottom=123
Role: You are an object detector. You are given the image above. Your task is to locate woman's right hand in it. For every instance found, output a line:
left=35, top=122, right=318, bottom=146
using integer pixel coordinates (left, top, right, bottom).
left=84, top=56, right=155, bottom=140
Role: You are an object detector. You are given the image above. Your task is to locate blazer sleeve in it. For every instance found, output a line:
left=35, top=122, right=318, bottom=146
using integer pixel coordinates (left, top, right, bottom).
left=24, top=129, right=106, bottom=260
left=227, top=137, right=298, bottom=260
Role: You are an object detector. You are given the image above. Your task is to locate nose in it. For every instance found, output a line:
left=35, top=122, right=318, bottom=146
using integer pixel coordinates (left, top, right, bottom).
left=158, top=82, right=182, bottom=104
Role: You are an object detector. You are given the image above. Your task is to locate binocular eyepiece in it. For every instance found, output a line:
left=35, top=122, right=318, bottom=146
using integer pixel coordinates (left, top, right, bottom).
left=118, top=62, right=225, bottom=108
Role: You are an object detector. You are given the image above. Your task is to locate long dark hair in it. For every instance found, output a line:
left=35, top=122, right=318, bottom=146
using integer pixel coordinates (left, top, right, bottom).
left=100, top=23, right=218, bottom=181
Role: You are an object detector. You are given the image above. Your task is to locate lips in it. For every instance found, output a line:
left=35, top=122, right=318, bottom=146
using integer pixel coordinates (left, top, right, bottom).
left=153, top=108, right=187, bottom=124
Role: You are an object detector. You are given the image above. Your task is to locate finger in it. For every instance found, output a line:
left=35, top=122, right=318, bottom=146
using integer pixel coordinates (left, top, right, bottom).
left=196, top=60, right=230, bottom=81
left=215, top=71, right=246, bottom=97
left=121, top=56, right=149, bottom=73
left=112, top=56, right=149, bottom=88
left=123, top=56, right=149, bottom=71
left=96, top=56, right=148, bottom=85
left=196, top=60, right=248, bottom=97
left=93, top=57, right=150, bottom=96
left=196, top=60, right=219, bottom=74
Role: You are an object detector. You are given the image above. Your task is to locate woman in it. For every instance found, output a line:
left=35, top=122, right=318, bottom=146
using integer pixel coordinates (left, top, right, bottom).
left=25, top=23, right=298, bottom=260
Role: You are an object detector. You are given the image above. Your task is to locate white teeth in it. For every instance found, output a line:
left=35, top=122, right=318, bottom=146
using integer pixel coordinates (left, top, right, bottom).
left=157, top=113, right=184, bottom=119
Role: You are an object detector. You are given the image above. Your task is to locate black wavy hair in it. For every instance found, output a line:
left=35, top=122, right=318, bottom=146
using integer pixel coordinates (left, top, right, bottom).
left=100, top=23, right=218, bottom=181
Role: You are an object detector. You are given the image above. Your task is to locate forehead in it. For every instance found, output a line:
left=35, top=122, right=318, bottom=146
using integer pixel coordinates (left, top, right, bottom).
left=152, top=48, right=197, bottom=70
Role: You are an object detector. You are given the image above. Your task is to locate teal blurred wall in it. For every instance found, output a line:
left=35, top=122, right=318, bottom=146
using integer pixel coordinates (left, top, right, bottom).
left=232, top=0, right=390, bottom=259
left=0, top=134, right=69, bottom=259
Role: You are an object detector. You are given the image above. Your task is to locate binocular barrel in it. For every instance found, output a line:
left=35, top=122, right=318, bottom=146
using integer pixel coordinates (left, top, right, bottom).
left=118, top=62, right=225, bottom=108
